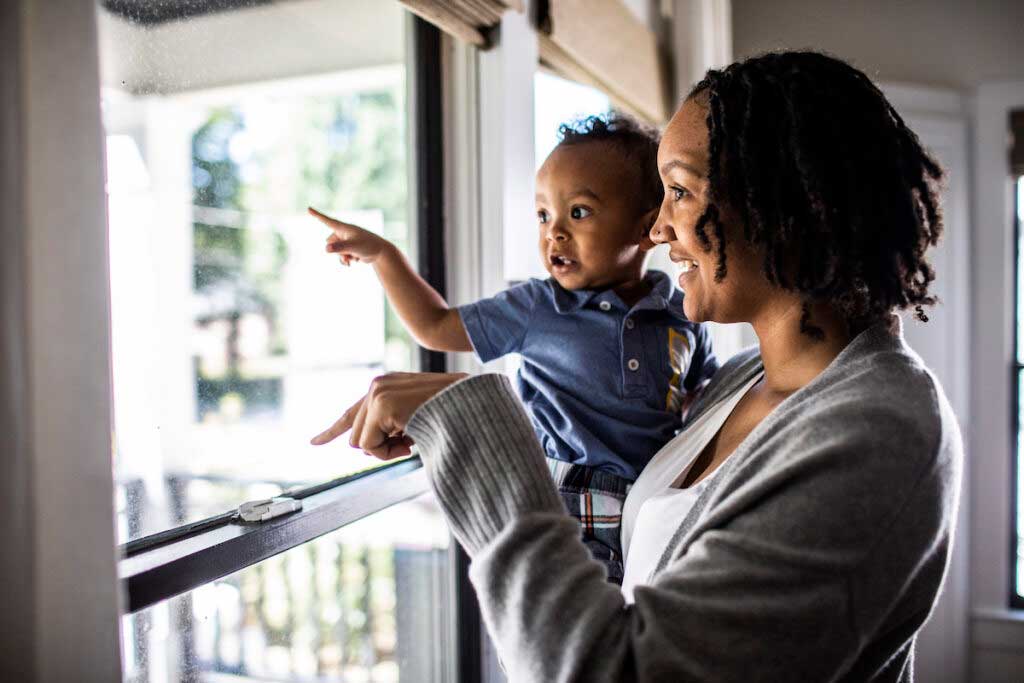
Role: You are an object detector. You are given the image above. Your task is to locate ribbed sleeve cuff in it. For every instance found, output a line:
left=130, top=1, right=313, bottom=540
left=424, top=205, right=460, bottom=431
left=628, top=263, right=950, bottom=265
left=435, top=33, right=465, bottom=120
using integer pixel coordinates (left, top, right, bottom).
left=405, top=373, right=564, bottom=555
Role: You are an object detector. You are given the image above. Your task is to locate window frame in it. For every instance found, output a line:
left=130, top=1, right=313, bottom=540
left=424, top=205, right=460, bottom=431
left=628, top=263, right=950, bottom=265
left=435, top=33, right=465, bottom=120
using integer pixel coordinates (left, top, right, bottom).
left=971, top=83, right=1024, bottom=642
left=121, top=458, right=427, bottom=612
left=1013, top=171, right=1024, bottom=611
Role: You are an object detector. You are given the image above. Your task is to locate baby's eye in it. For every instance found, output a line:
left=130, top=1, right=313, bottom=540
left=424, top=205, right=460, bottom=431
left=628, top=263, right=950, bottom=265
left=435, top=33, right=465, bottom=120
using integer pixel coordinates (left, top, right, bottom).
left=570, top=205, right=592, bottom=219
left=537, top=209, right=549, bottom=224
left=671, top=186, right=690, bottom=201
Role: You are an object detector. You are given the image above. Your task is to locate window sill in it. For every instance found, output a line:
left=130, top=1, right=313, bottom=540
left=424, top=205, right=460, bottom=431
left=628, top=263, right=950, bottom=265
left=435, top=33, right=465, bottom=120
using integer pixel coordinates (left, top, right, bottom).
left=972, top=608, right=1024, bottom=652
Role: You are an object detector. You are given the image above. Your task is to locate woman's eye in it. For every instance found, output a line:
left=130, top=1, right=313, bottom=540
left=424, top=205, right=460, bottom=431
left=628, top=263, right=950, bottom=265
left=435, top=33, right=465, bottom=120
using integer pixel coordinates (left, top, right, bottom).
left=671, top=186, right=690, bottom=201
left=570, top=206, right=592, bottom=219
left=537, top=209, right=549, bottom=223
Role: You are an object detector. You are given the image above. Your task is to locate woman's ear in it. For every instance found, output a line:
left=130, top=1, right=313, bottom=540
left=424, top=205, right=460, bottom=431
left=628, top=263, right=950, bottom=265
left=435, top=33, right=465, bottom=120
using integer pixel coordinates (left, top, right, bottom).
left=638, top=207, right=659, bottom=251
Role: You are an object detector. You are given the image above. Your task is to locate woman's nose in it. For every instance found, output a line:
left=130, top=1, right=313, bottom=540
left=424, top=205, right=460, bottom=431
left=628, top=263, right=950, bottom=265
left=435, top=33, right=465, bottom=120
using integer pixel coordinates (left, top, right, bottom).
left=650, top=215, right=675, bottom=245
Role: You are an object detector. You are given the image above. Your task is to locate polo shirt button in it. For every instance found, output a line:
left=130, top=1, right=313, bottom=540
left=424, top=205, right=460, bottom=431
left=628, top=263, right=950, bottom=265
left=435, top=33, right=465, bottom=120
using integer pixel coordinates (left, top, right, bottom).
left=599, top=301, right=611, bottom=311
left=625, top=318, right=635, bottom=330
left=627, top=358, right=640, bottom=371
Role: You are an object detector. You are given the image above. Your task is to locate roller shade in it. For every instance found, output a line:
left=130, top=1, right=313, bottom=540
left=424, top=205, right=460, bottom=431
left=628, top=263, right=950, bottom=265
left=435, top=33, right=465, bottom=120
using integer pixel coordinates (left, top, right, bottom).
left=399, top=0, right=523, bottom=47
left=537, top=0, right=671, bottom=124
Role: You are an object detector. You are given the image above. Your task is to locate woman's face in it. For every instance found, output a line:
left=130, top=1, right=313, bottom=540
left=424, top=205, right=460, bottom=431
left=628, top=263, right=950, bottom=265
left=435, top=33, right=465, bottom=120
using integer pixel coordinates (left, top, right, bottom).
left=652, top=97, right=770, bottom=323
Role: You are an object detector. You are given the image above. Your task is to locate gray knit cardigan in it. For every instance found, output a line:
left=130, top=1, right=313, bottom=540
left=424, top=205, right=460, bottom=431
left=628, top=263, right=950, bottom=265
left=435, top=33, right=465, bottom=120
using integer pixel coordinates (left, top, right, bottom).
left=405, top=318, right=963, bottom=682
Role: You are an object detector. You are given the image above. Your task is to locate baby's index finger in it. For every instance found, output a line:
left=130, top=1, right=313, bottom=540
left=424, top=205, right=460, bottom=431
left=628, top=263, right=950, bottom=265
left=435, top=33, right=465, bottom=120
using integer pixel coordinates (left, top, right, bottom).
left=308, top=207, right=360, bottom=236
left=308, top=206, right=336, bottom=224
left=308, top=206, right=344, bottom=227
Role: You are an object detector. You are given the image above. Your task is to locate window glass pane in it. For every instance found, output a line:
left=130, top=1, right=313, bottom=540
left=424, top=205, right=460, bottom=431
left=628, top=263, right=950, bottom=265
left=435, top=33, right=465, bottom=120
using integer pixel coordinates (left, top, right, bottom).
left=121, top=495, right=453, bottom=682
left=534, top=71, right=611, bottom=169
left=1017, top=177, right=1024, bottom=601
left=1018, top=176, right=1024, bottom=366
left=99, top=0, right=417, bottom=543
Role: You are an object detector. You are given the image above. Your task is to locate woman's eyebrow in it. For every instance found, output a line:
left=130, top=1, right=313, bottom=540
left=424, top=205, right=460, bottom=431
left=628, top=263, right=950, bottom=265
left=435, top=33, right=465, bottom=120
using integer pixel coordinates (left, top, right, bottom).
left=660, top=159, right=704, bottom=177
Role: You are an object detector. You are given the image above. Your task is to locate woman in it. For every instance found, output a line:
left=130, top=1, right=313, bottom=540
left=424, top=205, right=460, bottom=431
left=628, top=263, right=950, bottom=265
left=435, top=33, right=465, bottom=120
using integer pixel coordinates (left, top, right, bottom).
left=313, top=51, right=962, bottom=682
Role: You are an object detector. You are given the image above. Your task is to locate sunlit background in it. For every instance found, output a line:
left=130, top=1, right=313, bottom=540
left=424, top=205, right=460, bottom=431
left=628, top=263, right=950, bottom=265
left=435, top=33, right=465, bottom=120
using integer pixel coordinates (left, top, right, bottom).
left=99, top=2, right=456, bottom=681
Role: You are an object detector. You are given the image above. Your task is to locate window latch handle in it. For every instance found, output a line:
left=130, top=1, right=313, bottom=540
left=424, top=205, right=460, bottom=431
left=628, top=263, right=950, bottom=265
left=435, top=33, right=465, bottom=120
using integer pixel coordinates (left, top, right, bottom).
left=238, top=496, right=303, bottom=523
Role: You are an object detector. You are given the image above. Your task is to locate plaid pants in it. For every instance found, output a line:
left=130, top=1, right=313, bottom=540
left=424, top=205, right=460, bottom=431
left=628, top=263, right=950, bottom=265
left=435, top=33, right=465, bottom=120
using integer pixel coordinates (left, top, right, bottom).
left=547, top=458, right=633, bottom=585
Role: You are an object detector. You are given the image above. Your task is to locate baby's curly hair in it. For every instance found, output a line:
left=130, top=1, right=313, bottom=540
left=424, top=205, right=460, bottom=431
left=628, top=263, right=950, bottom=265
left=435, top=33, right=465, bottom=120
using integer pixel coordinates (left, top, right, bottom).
left=556, top=111, right=663, bottom=217
left=689, top=51, right=944, bottom=335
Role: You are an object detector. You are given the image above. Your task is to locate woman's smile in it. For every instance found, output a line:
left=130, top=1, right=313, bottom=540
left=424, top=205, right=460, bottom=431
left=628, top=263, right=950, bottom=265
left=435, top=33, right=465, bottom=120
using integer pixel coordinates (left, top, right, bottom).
left=669, top=253, right=700, bottom=288
left=677, top=265, right=698, bottom=290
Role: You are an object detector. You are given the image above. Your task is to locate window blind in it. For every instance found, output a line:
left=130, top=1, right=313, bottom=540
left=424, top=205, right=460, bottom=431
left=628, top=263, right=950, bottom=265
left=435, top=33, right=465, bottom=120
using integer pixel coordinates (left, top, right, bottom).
left=537, top=0, right=671, bottom=124
left=398, top=0, right=523, bottom=47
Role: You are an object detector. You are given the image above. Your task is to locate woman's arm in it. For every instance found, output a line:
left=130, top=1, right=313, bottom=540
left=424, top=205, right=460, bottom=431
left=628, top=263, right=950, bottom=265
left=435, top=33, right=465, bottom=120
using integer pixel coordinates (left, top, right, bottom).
left=403, top=374, right=957, bottom=683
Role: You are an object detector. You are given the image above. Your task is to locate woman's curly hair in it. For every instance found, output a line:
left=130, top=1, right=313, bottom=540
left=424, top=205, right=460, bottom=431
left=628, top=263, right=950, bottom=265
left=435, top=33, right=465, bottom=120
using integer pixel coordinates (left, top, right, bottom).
left=557, top=111, right=664, bottom=217
left=688, top=51, right=944, bottom=335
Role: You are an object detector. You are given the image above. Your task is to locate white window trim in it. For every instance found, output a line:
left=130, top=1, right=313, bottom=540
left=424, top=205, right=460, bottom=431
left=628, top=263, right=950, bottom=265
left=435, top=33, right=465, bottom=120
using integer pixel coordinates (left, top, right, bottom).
left=441, top=15, right=537, bottom=680
left=445, top=8, right=538, bottom=381
left=671, top=0, right=733, bottom=98
left=3, top=1, right=123, bottom=679
left=879, top=82, right=972, bottom=683
left=970, top=81, right=1024, bottom=641
left=442, top=34, right=485, bottom=376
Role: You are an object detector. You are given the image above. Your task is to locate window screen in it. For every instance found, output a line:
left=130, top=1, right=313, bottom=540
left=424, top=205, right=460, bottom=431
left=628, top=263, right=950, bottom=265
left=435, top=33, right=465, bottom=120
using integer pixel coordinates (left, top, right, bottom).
left=99, top=0, right=419, bottom=544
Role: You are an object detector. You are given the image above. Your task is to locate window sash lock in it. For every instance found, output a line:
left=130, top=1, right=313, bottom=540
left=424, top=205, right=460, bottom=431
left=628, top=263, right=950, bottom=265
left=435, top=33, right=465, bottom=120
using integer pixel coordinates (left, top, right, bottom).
left=238, top=496, right=303, bottom=523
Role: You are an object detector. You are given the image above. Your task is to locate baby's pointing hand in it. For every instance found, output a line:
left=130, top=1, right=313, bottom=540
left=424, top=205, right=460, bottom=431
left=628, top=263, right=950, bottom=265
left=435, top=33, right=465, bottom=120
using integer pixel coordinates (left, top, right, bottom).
left=308, top=206, right=390, bottom=266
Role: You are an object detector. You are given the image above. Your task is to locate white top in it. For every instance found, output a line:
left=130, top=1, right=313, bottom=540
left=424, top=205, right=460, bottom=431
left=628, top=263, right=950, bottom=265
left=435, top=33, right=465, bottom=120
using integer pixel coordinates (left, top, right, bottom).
left=620, top=371, right=764, bottom=602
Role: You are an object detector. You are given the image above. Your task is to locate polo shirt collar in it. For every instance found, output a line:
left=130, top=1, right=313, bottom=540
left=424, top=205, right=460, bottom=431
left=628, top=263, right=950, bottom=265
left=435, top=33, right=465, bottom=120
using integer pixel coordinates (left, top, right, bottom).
left=551, top=280, right=601, bottom=313
left=549, top=270, right=675, bottom=314
left=630, top=270, right=673, bottom=313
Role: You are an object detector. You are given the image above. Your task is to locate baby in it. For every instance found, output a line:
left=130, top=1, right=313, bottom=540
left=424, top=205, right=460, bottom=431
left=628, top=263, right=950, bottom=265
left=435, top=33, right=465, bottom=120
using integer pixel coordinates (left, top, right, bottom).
left=310, top=113, right=717, bottom=584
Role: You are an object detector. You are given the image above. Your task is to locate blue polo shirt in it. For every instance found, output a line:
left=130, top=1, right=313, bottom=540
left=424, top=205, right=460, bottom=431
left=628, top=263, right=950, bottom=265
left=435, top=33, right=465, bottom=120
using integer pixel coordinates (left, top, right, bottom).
left=458, top=269, right=718, bottom=481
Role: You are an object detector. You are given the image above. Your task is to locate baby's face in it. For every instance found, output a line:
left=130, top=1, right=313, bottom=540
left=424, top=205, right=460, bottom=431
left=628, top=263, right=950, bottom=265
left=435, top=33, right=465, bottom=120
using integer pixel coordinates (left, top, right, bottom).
left=535, top=142, right=648, bottom=290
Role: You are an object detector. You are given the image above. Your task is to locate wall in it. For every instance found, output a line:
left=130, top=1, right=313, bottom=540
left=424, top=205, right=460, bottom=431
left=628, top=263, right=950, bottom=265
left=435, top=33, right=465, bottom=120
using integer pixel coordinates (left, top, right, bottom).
left=732, top=0, right=1024, bottom=89
left=729, top=2, right=1024, bottom=681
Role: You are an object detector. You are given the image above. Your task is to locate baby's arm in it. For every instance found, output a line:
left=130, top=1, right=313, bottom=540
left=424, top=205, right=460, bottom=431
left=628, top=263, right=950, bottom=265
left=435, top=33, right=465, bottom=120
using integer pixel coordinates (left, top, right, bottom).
left=309, top=207, right=472, bottom=353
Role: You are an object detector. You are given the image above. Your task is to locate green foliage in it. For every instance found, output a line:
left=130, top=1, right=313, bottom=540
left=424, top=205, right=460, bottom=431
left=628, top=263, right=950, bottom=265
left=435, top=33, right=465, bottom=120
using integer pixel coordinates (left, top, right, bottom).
left=192, top=109, right=246, bottom=293
left=190, top=78, right=414, bottom=399
left=294, top=90, right=407, bottom=225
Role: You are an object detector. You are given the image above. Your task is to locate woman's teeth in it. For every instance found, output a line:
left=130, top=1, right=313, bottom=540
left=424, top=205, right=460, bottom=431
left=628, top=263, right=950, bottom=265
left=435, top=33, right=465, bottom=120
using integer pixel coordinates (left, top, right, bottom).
left=677, top=259, right=698, bottom=274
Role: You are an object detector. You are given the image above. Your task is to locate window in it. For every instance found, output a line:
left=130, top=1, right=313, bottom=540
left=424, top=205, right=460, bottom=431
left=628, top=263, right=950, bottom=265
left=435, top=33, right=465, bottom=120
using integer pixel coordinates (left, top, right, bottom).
left=534, top=71, right=611, bottom=168
left=100, top=0, right=417, bottom=543
left=1015, top=171, right=1024, bottom=608
left=97, top=3, right=469, bottom=680
left=1013, top=107, right=1024, bottom=609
